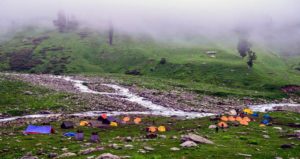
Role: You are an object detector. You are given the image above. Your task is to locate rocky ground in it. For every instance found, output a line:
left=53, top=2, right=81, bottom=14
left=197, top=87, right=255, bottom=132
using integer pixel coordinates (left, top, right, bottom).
left=3, top=73, right=300, bottom=117
left=6, top=74, right=148, bottom=113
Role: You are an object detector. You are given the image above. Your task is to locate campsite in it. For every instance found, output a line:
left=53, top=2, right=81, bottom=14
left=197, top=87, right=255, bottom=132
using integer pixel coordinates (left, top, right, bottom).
left=1, top=0, right=300, bottom=158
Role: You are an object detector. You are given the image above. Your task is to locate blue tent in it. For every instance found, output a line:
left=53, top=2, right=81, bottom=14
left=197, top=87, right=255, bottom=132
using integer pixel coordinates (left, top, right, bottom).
left=252, top=112, right=259, bottom=117
left=261, top=119, right=270, bottom=125
left=263, top=114, right=270, bottom=119
left=24, top=125, right=54, bottom=134
left=64, top=132, right=76, bottom=137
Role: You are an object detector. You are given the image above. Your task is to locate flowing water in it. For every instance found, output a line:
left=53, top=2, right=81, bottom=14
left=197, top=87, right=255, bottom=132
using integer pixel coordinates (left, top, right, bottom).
left=0, top=74, right=299, bottom=122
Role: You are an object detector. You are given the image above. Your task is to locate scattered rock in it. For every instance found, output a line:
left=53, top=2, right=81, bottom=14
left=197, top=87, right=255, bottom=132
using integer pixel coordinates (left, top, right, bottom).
left=263, top=135, right=270, bottom=139
left=95, top=153, right=120, bottom=159
left=79, top=147, right=104, bottom=155
left=274, top=157, right=283, bottom=159
left=125, top=137, right=133, bottom=142
left=208, top=125, right=217, bottom=129
left=273, top=127, right=282, bottom=131
left=158, top=135, right=167, bottom=139
left=181, top=133, right=214, bottom=144
left=143, top=146, right=154, bottom=151
left=23, top=91, right=33, bottom=95
left=138, top=149, right=146, bottom=154
left=55, top=152, right=76, bottom=158
left=48, top=153, right=58, bottom=158
left=124, top=144, right=134, bottom=149
left=180, top=141, right=198, bottom=148
left=236, top=153, right=252, bottom=157
left=20, top=155, right=38, bottom=159
left=170, top=147, right=180, bottom=151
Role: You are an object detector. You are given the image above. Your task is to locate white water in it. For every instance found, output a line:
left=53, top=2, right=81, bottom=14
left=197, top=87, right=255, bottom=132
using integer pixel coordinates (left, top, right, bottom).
left=249, top=103, right=300, bottom=112
left=0, top=74, right=299, bottom=122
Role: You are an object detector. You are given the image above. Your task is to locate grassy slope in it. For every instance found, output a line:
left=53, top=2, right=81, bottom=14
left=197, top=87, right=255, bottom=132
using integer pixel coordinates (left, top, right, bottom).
left=0, top=112, right=300, bottom=159
left=0, top=75, right=74, bottom=116
left=0, top=29, right=300, bottom=98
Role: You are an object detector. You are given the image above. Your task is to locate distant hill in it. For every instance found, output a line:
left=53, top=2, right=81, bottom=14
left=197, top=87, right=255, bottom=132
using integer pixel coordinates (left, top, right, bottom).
left=0, top=28, right=299, bottom=98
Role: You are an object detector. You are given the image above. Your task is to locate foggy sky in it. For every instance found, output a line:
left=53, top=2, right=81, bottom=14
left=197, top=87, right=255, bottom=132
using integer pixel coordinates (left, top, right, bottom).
left=1, top=0, right=300, bottom=54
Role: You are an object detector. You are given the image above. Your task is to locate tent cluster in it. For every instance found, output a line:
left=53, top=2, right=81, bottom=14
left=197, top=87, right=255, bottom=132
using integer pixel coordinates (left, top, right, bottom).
left=215, top=108, right=274, bottom=130
left=217, top=108, right=256, bottom=129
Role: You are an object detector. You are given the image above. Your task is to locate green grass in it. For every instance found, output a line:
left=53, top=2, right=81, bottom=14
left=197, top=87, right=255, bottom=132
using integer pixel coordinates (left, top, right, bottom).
left=0, top=76, right=74, bottom=116
left=1, top=112, right=300, bottom=159
left=0, top=28, right=299, bottom=98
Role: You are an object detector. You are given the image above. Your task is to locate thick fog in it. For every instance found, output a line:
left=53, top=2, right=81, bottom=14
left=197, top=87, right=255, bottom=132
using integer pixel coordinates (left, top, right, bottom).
left=1, top=0, right=300, bottom=54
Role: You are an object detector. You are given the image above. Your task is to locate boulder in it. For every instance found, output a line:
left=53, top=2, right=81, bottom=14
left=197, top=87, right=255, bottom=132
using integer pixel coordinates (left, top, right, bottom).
left=181, top=133, right=214, bottom=144
left=208, top=125, right=217, bottom=129
left=79, top=147, right=104, bottom=155
left=180, top=141, right=197, bottom=148
left=55, top=152, right=76, bottom=158
left=170, top=147, right=180, bottom=151
left=96, top=153, right=120, bottom=159
left=228, top=109, right=237, bottom=116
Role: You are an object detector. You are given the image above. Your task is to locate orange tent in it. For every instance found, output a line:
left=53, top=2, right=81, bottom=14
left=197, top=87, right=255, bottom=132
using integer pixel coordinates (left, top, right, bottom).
left=134, top=117, right=142, bottom=124
left=235, top=116, right=243, bottom=122
left=239, top=120, right=249, bottom=125
left=228, top=116, right=236, bottom=122
left=147, top=126, right=157, bottom=133
left=123, top=117, right=131, bottom=123
left=218, top=122, right=228, bottom=128
left=221, top=116, right=228, bottom=121
left=243, top=117, right=251, bottom=122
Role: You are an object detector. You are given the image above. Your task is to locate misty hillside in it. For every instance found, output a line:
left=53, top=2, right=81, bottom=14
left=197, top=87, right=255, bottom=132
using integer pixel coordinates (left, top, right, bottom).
left=0, top=29, right=299, bottom=98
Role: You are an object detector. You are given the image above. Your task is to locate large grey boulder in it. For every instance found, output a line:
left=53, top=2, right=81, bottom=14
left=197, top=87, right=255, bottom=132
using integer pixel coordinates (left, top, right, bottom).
left=180, top=141, right=198, bottom=147
left=181, top=133, right=214, bottom=144
left=96, top=153, right=120, bottom=159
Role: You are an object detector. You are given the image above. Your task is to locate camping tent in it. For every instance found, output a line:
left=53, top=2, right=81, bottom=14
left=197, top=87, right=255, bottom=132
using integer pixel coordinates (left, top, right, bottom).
left=239, top=120, right=249, bottom=126
left=221, top=116, right=228, bottom=121
left=243, top=108, right=253, bottom=115
left=228, top=116, right=236, bottom=122
left=134, top=117, right=142, bottom=124
left=235, top=116, right=243, bottom=122
left=80, top=121, right=89, bottom=126
left=158, top=126, right=166, bottom=132
left=98, top=113, right=108, bottom=121
left=243, top=117, right=251, bottom=122
left=89, top=121, right=103, bottom=128
left=61, top=121, right=74, bottom=129
left=24, top=125, right=54, bottom=134
left=102, top=116, right=118, bottom=125
left=218, top=122, right=228, bottom=128
left=147, top=126, right=157, bottom=133
left=123, top=117, right=131, bottom=123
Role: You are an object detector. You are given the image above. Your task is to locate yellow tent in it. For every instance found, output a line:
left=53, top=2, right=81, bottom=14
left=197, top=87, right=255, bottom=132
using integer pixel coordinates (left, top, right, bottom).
left=134, top=117, right=142, bottom=124
left=221, top=116, right=228, bottom=121
left=259, top=124, right=266, bottom=127
left=80, top=121, right=89, bottom=126
left=110, top=122, right=118, bottom=127
left=158, top=126, right=166, bottom=132
left=243, top=108, right=253, bottom=115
